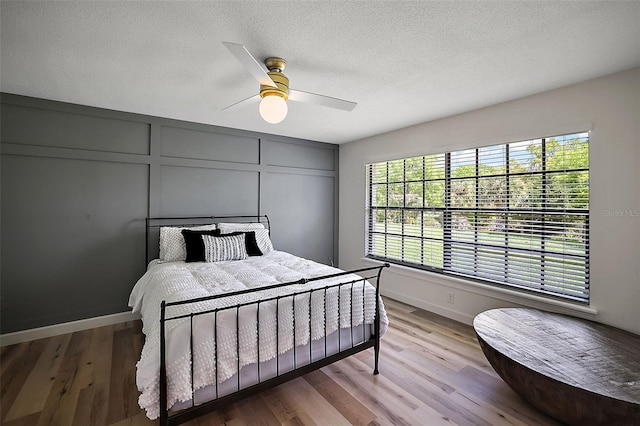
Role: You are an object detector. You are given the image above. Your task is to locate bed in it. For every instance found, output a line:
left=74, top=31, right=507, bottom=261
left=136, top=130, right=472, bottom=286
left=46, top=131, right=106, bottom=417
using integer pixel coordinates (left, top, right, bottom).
left=129, top=215, right=389, bottom=426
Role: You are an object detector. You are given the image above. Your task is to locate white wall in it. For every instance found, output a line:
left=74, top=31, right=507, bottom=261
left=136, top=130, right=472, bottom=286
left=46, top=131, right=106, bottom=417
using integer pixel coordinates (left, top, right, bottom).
left=340, top=67, right=640, bottom=334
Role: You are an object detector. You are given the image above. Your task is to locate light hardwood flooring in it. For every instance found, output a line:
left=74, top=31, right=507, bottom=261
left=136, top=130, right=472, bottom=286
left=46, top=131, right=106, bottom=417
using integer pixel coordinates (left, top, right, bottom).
left=1, top=298, right=560, bottom=425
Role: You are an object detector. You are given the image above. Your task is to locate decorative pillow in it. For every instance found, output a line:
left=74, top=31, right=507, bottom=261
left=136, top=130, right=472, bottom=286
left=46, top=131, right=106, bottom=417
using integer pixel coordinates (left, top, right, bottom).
left=181, top=229, right=220, bottom=262
left=216, top=223, right=273, bottom=253
left=159, top=224, right=216, bottom=261
left=217, top=222, right=265, bottom=233
left=253, top=228, right=274, bottom=253
left=201, top=234, right=248, bottom=262
left=213, top=230, right=262, bottom=256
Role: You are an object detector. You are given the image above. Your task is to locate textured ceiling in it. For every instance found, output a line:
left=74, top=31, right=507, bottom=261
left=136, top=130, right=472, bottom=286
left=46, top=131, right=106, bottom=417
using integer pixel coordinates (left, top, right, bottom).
left=1, top=1, right=639, bottom=144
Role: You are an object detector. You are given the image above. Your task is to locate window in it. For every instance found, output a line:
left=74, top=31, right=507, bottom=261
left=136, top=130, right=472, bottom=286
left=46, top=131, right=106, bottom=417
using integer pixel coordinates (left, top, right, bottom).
left=366, top=132, right=589, bottom=303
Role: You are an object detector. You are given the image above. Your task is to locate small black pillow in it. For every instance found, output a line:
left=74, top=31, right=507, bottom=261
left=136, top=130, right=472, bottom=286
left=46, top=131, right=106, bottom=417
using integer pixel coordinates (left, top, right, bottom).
left=213, top=229, right=263, bottom=257
left=181, top=229, right=219, bottom=262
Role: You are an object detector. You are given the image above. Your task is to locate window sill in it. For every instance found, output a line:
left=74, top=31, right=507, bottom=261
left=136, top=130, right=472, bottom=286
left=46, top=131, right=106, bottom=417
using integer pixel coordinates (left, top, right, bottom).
left=361, top=257, right=598, bottom=318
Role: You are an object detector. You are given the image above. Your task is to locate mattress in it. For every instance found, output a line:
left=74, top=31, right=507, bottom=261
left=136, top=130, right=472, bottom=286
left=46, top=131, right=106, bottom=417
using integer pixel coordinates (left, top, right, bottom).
left=129, top=250, right=388, bottom=420
left=171, top=325, right=371, bottom=412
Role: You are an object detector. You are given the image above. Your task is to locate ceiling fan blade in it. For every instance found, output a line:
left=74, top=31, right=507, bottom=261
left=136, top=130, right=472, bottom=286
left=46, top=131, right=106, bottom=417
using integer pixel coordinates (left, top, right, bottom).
left=221, top=94, right=260, bottom=111
left=222, top=42, right=277, bottom=88
left=288, top=89, right=357, bottom=111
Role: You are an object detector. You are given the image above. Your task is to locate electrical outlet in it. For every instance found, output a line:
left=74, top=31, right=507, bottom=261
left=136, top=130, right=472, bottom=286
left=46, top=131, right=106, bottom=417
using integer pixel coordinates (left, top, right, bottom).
left=447, top=293, right=455, bottom=304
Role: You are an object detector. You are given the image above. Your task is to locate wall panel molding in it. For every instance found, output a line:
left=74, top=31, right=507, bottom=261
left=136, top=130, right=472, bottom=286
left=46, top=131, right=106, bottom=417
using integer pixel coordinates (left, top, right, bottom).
left=2, top=103, right=151, bottom=155
left=0, top=92, right=339, bottom=334
left=160, top=125, right=260, bottom=164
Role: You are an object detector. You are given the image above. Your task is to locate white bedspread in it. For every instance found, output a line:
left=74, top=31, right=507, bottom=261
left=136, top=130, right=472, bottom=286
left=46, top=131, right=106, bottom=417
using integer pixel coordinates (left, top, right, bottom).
left=129, top=251, right=388, bottom=420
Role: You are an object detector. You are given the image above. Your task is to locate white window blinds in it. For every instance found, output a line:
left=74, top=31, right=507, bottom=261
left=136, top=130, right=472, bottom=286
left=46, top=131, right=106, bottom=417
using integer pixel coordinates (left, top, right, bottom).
left=366, top=132, right=589, bottom=303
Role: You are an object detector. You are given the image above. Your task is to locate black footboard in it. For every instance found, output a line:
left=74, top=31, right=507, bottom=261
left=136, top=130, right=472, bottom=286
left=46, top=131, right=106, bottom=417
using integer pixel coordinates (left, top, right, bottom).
left=159, top=264, right=389, bottom=426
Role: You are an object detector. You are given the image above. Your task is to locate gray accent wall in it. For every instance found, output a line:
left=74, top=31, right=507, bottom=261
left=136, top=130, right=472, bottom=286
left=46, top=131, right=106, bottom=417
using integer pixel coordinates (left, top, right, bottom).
left=0, top=93, right=339, bottom=334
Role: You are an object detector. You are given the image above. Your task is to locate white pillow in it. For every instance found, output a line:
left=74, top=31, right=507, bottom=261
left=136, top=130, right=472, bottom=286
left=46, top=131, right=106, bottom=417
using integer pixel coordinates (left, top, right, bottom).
left=159, top=224, right=217, bottom=261
left=217, top=223, right=272, bottom=252
left=253, top=228, right=274, bottom=253
left=202, top=234, right=248, bottom=262
left=217, top=222, right=265, bottom=233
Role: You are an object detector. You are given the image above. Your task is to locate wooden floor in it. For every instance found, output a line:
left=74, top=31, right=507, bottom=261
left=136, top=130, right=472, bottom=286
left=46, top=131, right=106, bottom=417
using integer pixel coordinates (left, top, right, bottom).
left=1, top=298, right=560, bottom=425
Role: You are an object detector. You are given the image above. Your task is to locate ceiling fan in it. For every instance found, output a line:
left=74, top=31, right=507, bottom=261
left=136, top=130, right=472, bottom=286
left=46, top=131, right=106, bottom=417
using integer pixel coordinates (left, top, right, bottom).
left=222, top=42, right=357, bottom=124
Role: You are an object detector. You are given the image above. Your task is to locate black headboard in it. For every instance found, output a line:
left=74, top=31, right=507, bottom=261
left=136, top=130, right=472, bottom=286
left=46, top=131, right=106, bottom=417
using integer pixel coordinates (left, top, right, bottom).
left=145, top=215, right=270, bottom=265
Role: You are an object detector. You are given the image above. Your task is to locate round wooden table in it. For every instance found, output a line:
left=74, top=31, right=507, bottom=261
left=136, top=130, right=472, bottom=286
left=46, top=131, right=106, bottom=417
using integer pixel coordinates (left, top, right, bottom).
left=473, top=308, right=640, bottom=425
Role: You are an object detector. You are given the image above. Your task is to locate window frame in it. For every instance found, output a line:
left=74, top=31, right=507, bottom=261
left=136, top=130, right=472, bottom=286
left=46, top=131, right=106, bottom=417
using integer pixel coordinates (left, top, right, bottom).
left=366, top=133, right=590, bottom=303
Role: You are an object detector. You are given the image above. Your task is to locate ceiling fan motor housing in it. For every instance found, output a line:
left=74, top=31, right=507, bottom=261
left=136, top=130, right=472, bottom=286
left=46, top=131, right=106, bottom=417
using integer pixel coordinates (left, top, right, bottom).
left=261, top=57, right=289, bottom=100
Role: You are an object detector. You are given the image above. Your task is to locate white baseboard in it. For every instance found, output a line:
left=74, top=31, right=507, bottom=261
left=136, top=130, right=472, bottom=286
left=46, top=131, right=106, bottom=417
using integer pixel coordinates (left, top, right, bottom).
left=0, top=311, right=141, bottom=347
left=381, top=289, right=475, bottom=325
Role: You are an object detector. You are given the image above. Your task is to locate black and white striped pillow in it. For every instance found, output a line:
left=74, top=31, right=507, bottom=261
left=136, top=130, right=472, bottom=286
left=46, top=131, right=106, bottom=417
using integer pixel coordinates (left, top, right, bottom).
left=201, top=234, right=248, bottom=262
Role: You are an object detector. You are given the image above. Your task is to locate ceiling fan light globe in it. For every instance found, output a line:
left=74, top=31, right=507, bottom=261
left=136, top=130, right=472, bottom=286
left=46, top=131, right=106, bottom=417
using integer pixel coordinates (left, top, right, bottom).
left=259, top=95, right=288, bottom=124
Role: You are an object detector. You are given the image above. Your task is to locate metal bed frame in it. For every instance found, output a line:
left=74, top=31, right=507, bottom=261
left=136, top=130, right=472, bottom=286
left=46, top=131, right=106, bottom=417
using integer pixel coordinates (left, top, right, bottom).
left=145, top=215, right=389, bottom=426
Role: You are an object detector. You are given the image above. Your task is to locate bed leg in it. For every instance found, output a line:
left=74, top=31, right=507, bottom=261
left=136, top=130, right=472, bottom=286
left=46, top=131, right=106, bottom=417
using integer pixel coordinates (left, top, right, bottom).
left=160, top=301, right=168, bottom=426
left=373, top=331, right=380, bottom=375
left=373, top=324, right=381, bottom=375
left=372, top=264, right=387, bottom=375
